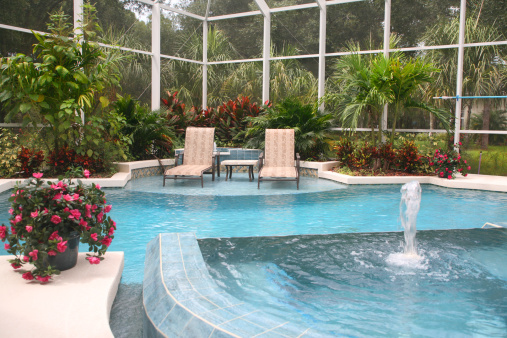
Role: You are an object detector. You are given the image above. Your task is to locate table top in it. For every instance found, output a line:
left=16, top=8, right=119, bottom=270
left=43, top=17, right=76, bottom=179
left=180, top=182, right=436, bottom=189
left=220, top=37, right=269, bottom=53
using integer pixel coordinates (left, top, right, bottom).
left=221, top=160, right=259, bottom=166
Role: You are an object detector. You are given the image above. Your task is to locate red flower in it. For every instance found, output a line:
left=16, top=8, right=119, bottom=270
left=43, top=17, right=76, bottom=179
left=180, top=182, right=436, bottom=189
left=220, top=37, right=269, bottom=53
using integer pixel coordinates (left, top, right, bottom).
left=51, top=215, right=62, bottom=224
left=36, top=275, right=51, bottom=283
left=22, top=272, right=34, bottom=280
left=11, top=263, right=21, bottom=269
left=101, top=236, right=112, bottom=247
left=57, top=241, right=68, bottom=253
left=86, top=256, right=100, bottom=265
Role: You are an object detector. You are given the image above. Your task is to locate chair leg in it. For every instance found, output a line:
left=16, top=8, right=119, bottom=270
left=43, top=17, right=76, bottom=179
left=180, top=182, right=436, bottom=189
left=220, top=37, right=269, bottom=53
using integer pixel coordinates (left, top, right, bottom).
left=201, top=175, right=204, bottom=188
left=163, top=176, right=165, bottom=187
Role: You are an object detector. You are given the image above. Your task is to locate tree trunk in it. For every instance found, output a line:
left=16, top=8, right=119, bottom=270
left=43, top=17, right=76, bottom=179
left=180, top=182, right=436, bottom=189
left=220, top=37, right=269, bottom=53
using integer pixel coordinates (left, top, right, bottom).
left=481, top=100, right=491, bottom=150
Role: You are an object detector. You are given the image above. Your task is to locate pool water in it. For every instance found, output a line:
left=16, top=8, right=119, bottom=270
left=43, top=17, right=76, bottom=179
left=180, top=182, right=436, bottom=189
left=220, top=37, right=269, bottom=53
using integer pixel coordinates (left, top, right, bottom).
left=1, top=175, right=506, bottom=284
left=199, top=229, right=507, bottom=337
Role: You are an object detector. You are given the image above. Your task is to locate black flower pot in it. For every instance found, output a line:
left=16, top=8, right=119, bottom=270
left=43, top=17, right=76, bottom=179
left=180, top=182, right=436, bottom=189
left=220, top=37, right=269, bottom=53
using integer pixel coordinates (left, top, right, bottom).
left=44, top=231, right=80, bottom=271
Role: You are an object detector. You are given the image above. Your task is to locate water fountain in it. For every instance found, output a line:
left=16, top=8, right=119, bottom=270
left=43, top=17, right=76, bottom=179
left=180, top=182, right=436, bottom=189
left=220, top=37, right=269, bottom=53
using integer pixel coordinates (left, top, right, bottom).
left=386, top=180, right=424, bottom=266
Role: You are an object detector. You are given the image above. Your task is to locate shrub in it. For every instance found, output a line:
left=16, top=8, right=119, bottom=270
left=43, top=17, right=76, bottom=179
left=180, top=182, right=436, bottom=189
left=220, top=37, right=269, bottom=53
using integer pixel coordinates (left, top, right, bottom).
left=17, top=146, right=44, bottom=177
left=334, top=138, right=356, bottom=167
left=396, top=140, right=422, bottom=173
left=428, top=143, right=471, bottom=179
left=0, top=129, right=21, bottom=178
left=48, top=146, right=104, bottom=176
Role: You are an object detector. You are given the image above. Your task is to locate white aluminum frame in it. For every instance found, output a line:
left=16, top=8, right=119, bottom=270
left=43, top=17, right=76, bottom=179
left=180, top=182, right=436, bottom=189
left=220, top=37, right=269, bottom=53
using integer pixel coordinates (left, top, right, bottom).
left=1, top=0, right=507, bottom=145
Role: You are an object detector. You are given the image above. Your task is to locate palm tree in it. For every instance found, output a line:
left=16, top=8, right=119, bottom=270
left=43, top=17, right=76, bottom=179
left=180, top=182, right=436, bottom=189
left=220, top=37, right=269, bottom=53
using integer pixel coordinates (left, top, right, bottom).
left=325, top=42, right=392, bottom=145
left=386, top=54, right=450, bottom=144
left=422, top=7, right=506, bottom=149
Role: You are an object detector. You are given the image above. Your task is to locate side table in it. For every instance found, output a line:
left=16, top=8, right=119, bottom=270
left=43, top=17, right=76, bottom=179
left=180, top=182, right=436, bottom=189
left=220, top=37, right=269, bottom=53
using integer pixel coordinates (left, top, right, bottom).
left=221, top=160, right=259, bottom=181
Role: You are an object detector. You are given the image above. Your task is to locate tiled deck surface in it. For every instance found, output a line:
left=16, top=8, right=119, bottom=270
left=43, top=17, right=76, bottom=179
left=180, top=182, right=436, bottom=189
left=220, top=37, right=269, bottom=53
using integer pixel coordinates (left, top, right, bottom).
left=0, top=252, right=124, bottom=338
left=143, top=233, right=329, bottom=337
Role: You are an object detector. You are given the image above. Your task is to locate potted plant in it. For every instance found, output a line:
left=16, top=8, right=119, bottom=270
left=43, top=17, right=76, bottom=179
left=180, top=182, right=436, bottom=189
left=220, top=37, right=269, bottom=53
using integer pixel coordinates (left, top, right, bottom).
left=0, top=172, right=116, bottom=283
left=429, top=143, right=471, bottom=179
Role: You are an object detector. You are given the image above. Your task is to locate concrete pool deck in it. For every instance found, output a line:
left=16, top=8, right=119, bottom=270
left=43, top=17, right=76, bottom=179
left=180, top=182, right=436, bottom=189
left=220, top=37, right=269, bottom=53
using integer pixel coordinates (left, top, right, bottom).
left=0, top=252, right=124, bottom=338
left=0, top=159, right=506, bottom=337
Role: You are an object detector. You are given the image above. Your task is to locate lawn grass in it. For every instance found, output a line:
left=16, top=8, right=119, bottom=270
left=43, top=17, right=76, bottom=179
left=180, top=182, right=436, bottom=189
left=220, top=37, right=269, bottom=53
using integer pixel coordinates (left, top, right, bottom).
left=464, top=146, right=507, bottom=176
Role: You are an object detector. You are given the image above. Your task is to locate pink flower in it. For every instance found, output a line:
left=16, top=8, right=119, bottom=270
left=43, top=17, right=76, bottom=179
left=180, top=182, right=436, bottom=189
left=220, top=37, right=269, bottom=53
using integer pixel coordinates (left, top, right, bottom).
left=47, top=250, right=57, bottom=256
left=464, top=160, right=467, bottom=164
left=25, top=226, right=33, bottom=233
left=4, top=243, right=10, bottom=250
left=13, top=214, right=22, bottom=224
left=97, top=212, right=103, bottom=223
left=108, top=227, right=115, bottom=236
left=104, top=205, right=112, bottom=213
left=448, top=175, right=452, bottom=179
left=29, top=249, right=38, bottom=261
left=101, top=236, right=112, bottom=247
left=73, top=193, right=80, bottom=200
left=36, top=275, right=51, bottom=283
left=44, top=208, right=49, bottom=214
left=439, top=172, right=444, bottom=178
left=10, top=226, right=17, bottom=235
left=79, top=218, right=89, bottom=230
left=63, top=194, right=73, bottom=202
left=52, top=193, right=62, bottom=200
left=23, top=256, right=29, bottom=262
left=11, top=263, right=21, bottom=269
left=68, top=209, right=81, bottom=220
left=92, top=205, right=98, bottom=211
left=83, top=169, right=90, bottom=178
left=32, top=173, right=43, bottom=179
left=0, top=225, right=6, bottom=240
left=49, top=231, right=60, bottom=240
left=30, top=210, right=38, bottom=218
left=51, top=215, right=62, bottom=224
left=96, top=184, right=101, bottom=190
left=90, top=233, right=98, bottom=241
left=85, top=204, right=92, bottom=210
left=22, top=272, right=34, bottom=280
left=57, top=241, right=68, bottom=253
left=86, top=256, right=100, bottom=265
left=467, top=166, right=471, bottom=170
left=464, top=173, right=468, bottom=177
left=8, top=208, right=13, bottom=215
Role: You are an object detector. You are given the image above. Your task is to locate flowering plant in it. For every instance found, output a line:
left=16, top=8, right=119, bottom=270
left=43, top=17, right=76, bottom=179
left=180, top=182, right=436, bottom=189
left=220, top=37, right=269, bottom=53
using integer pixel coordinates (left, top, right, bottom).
left=428, top=143, right=471, bottom=179
left=0, top=172, right=116, bottom=283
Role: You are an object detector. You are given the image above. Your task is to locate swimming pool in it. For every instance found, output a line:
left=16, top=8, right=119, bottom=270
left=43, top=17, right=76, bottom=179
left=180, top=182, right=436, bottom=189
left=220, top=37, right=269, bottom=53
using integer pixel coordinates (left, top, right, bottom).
left=1, top=175, right=506, bottom=284
left=199, top=229, right=507, bottom=337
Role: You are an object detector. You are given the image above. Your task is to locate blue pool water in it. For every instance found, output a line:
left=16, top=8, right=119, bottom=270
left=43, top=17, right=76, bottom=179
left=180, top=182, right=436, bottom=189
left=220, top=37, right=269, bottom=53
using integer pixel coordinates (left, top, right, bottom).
left=199, top=229, right=507, bottom=337
left=1, top=175, right=507, bottom=285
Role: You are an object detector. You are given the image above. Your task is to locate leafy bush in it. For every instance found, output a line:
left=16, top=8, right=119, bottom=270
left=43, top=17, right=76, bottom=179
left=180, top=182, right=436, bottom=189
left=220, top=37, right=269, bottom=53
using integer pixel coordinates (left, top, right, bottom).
left=17, top=146, right=44, bottom=177
left=114, top=95, right=176, bottom=160
left=334, top=138, right=356, bottom=167
left=428, top=144, right=471, bottom=179
left=0, top=129, right=20, bottom=178
left=395, top=140, right=422, bottom=173
left=244, top=97, right=333, bottom=160
left=48, top=145, right=104, bottom=176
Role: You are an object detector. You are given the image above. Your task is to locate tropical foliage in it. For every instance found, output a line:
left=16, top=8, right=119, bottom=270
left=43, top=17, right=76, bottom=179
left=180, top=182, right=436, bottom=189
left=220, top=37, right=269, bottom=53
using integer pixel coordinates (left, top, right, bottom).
left=244, top=97, right=333, bottom=160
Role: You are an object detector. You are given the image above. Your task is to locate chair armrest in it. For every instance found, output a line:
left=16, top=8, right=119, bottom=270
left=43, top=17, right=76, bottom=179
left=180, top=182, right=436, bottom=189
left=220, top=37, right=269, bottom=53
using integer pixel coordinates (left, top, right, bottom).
left=212, top=154, right=216, bottom=170
left=295, top=153, right=300, bottom=169
left=258, top=152, right=264, bottom=170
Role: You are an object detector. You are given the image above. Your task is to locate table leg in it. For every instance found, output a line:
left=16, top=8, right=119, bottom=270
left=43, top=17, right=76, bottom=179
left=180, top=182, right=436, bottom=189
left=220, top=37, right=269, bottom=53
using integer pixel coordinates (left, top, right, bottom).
left=250, top=166, right=255, bottom=181
left=225, top=166, right=229, bottom=181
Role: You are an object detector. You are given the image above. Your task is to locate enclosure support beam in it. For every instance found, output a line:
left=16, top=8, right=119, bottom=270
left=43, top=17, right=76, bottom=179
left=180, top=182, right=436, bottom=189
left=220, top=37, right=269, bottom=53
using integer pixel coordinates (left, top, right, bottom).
left=151, top=3, right=161, bottom=111
left=255, top=0, right=271, bottom=104
left=454, top=0, right=467, bottom=150
left=73, top=0, right=84, bottom=124
left=202, top=1, right=211, bottom=110
left=381, top=0, right=391, bottom=141
left=317, top=0, right=326, bottom=111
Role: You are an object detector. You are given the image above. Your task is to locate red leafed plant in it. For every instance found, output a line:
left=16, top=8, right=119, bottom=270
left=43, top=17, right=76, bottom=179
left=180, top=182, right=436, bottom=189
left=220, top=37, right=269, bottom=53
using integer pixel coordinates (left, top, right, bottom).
left=17, top=147, right=44, bottom=178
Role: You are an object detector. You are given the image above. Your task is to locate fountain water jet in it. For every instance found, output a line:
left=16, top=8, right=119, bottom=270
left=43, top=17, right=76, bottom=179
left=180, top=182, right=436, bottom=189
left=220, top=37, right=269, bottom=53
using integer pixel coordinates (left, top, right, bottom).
left=386, top=180, right=425, bottom=267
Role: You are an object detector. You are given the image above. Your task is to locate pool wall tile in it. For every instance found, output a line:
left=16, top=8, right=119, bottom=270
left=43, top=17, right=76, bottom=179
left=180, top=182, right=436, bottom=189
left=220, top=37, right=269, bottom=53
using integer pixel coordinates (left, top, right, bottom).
left=143, top=232, right=332, bottom=337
